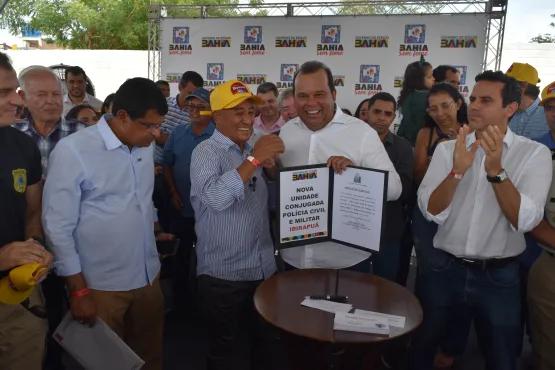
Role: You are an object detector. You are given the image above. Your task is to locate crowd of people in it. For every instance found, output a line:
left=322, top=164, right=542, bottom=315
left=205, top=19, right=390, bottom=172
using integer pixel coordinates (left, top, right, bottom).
left=0, top=48, right=555, bottom=370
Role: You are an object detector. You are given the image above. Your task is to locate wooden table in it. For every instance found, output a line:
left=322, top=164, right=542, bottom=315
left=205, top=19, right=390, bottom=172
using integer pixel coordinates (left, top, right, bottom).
left=254, top=269, right=423, bottom=370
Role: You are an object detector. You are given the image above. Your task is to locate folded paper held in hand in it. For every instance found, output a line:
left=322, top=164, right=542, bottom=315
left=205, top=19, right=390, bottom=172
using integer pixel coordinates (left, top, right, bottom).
left=333, top=312, right=390, bottom=335
left=300, top=298, right=353, bottom=314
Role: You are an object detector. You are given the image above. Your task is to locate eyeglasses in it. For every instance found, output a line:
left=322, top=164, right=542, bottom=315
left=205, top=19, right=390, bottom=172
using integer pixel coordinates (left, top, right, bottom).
left=426, top=100, right=456, bottom=114
left=188, top=104, right=209, bottom=111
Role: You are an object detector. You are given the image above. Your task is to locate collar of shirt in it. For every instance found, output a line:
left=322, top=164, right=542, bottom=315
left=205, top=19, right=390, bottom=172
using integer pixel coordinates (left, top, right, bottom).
left=17, top=116, right=70, bottom=135
left=168, top=95, right=188, bottom=112
left=211, top=129, right=253, bottom=154
left=383, top=131, right=394, bottom=145
left=521, top=98, right=541, bottom=116
left=465, top=127, right=515, bottom=150
left=96, top=114, right=125, bottom=151
left=186, top=121, right=216, bottom=137
left=253, top=115, right=285, bottom=131
left=64, top=93, right=90, bottom=105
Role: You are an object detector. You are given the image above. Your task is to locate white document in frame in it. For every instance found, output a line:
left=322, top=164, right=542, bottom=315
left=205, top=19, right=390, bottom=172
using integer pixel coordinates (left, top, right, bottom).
left=353, top=309, right=406, bottom=328
left=53, top=312, right=145, bottom=370
left=331, top=167, right=386, bottom=252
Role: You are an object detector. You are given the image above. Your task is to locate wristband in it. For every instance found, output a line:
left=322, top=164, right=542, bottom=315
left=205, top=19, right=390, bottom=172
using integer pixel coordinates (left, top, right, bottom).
left=449, top=170, right=464, bottom=180
left=71, top=288, right=90, bottom=298
left=247, top=155, right=261, bottom=168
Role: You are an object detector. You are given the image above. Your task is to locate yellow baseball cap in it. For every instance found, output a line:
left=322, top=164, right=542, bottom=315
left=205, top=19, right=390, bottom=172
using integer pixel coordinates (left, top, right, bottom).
left=506, top=63, right=540, bottom=85
left=200, top=80, right=263, bottom=115
left=0, top=263, right=46, bottom=305
left=539, top=81, right=555, bottom=106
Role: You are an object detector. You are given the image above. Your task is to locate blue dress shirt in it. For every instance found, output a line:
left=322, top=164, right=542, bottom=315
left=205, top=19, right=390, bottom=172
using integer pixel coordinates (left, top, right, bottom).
left=42, top=115, right=160, bottom=291
left=509, top=98, right=549, bottom=139
left=190, top=129, right=276, bottom=281
left=163, top=122, right=215, bottom=218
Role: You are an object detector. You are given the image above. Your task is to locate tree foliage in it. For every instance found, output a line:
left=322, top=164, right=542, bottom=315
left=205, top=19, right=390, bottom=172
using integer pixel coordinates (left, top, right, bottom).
left=336, top=0, right=443, bottom=16
left=0, top=0, right=267, bottom=50
left=530, top=14, right=555, bottom=43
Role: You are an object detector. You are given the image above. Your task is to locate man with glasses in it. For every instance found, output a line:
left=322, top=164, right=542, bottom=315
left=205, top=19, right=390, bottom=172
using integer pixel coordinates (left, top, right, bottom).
left=163, top=88, right=214, bottom=310
left=43, top=78, right=174, bottom=370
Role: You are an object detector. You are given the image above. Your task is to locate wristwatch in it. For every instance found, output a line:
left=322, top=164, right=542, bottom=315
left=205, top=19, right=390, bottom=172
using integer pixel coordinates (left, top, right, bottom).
left=486, top=169, right=509, bottom=183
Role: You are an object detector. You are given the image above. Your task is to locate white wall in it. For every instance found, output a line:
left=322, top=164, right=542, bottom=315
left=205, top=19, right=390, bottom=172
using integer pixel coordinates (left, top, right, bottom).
left=4, top=50, right=149, bottom=102
left=3, top=42, right=555, bottom=103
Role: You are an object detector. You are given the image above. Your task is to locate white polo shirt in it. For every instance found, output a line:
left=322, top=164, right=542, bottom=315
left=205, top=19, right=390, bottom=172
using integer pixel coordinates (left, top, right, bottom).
left=63, top=93, right=103, bottom=116
left=278, top=107, right=402, bottom=269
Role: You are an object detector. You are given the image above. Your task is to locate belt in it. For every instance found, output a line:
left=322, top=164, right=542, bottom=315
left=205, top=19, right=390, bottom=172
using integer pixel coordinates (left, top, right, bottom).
left=454, top=256, right=517, bottom=270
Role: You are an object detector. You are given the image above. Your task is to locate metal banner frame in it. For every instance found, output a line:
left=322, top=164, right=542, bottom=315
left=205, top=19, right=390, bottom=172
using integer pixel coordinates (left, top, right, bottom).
left=148, top=0, right=508, bottom=81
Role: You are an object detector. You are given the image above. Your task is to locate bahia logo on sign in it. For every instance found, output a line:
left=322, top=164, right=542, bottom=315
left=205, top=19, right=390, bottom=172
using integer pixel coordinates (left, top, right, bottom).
left=275, top=36, right=307, bottom=48
left=237, top=73, right=267, bottom=85
left=241, top=26, right=265, bottom=56
left=317, top=25, right=343, bottom=56
left=441, top=35, right=477, bottom=48
left=205, top=63, right=224, bottom=91
left=169, top=27, right=192, bottom=55
left=276, top=64, right=299, bottom=92
left=202, top=36, right=231, bottom=48
left=333, top=75, right=345, bottom=87
left=452, top=65, right=471, bottom=98
left=399, top=24, right=428, bottom=57
left=355, top=65, right=382, bottom=96
left=354, top=35, right=389, bottom=48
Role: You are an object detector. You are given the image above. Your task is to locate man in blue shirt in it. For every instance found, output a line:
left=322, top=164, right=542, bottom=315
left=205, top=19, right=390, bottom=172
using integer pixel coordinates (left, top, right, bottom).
left=43, top=78, right=173, bottom=370
left=506, top=62, right=549, bottom=139
left=163, top=87, right=214, bottom=309
left=190, top=79, right=284, bottom=370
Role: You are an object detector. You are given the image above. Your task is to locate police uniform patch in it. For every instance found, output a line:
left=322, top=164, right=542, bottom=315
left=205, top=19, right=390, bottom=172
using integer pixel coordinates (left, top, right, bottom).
left=12, top=169, right=27, bottom=193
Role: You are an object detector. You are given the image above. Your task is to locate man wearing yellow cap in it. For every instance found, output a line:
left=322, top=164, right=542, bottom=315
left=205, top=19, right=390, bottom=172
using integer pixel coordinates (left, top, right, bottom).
left=527, top=80, right=555, bottom=369
left=0, top=51, right=53, bottom=370
left=506, top=62, right=549, bottom=139
left=190, top=80, right=284, bottom=370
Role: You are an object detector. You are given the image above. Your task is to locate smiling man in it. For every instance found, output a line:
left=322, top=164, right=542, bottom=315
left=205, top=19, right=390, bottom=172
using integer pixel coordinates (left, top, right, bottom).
left=278, top=60, right=402, bottom=272
left=254, top=82, right=285, bottom=136
left=190, top=79, right=284, bottom=370
left=62, top=66, right=102, bottom=116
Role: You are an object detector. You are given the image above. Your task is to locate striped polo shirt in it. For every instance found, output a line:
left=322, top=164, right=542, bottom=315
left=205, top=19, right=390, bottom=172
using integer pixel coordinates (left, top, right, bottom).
left=509, top=97, right=549, bottom=140
left=155, top=95, right=190, bottom=164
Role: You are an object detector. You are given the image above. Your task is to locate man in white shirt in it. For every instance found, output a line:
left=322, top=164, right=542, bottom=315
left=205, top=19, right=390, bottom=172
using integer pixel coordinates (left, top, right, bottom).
left=278, top=60, right=402, bottom=271
left=411, top=71, right=552, bottom=370
left=62, top=66, right=103, bottom=116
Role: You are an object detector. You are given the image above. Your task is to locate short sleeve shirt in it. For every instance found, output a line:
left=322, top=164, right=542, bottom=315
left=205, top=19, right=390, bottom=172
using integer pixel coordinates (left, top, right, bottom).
left=0, top=126, right=42, bottom=275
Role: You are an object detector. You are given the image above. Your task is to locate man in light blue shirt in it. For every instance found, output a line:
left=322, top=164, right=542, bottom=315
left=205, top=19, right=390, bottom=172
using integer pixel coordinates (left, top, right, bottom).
left=506, top=62, right=549, bottom=139
left=43, top=78, right=171, bottom=370
left=190, top=79, right=284, bottom=370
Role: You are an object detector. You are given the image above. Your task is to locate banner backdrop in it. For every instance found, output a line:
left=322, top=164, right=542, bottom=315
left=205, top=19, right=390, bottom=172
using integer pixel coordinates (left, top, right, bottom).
left=161, top=15, right=487, bottom=112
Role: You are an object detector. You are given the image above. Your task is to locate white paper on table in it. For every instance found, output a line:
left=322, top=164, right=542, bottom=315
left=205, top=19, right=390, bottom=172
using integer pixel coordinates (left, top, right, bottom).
left=331, top=167, right=387, bottom=252
left=53, top=312, right=145, bottom=370
left=353, top=309, right=406, bottom=328
left=333, top=312, right=390, bottom=335
left=300, top=298, right=353, bottom=313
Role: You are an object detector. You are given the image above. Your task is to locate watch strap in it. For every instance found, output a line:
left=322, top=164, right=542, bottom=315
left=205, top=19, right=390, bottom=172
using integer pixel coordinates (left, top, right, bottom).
left=487, top=169, right=507, bottom=183
left=449, top=170, right=464, bottom=180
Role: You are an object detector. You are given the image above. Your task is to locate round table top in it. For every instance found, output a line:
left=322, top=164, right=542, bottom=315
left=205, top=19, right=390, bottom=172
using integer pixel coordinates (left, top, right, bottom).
left=254, top=268, right=422, bottom=344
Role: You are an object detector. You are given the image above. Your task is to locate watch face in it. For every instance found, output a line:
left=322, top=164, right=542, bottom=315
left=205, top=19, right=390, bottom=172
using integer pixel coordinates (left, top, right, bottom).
left=499, top=169, right=508, bottom=182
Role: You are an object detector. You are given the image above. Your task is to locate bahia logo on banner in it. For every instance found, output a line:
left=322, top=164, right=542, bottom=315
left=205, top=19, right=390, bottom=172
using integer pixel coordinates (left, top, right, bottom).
left=202, top=36, right=231, bottom=48
left=170, top=27, right=193, bottom=55
left=393, top=75, right=404, bottom=88
left=166, top=73, right=181, bottom=83
left=317, top=25, right=343, bottom=56
left=440, top=35, right=477, bottom=48
left=399, top=24, right=428, bottom=57
left=355, top=65, right=382, bottom=96
left=333, top=75, right=346, bottom=87
left=241, top=26, right=265, bottom=56
left=205, top=63, right=224, bottom=91
left=452, top=65, right=471, bottom=98
left=237, top=73, right=267, bottom=85
left=354, top=35, right=389, bottom=48
left=275, top=36, right=307, bottom=48
left=276, top=64, right=299, bottom=92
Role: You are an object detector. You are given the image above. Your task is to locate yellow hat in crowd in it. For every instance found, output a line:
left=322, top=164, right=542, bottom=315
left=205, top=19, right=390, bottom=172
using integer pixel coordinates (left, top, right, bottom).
left=0, top=262, right=46, bottom=305
left=539, top=81, right=555, bottom=106
left=200, top=80, right=263, bottom=115
left=506, top=62, right=540, bottom=85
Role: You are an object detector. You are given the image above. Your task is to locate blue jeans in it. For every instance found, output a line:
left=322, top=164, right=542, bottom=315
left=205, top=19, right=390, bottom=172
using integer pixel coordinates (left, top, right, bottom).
left=372, top=240, right=400, bottom=282
left=409, top=248, right=522, bottom=370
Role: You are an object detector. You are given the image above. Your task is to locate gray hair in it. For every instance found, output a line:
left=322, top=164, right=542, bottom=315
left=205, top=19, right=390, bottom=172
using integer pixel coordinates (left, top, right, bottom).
left=277, top=87, right=294, bottom=108
left=18, top=65, right=63, bottom=93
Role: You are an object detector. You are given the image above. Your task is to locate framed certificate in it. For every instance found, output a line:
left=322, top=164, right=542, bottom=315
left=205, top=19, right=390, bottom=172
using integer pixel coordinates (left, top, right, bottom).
left=276, top=164, right=388, bottom=252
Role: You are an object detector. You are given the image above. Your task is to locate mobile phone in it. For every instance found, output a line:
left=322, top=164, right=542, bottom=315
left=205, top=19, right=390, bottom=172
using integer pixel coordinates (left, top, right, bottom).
left=156, top=238, right=180, bottom=256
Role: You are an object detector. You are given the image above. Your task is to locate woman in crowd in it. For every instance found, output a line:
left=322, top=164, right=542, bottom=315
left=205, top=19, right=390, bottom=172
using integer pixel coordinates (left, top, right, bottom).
left=354, top=98, right=370, bottom=122
left=412, top=82, right=469, bottom=370
left=66, top=104, right=99, bottom=126
left=396, top=57, right=435, bottom=146
left=101, top=93, right=115, bottom=114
